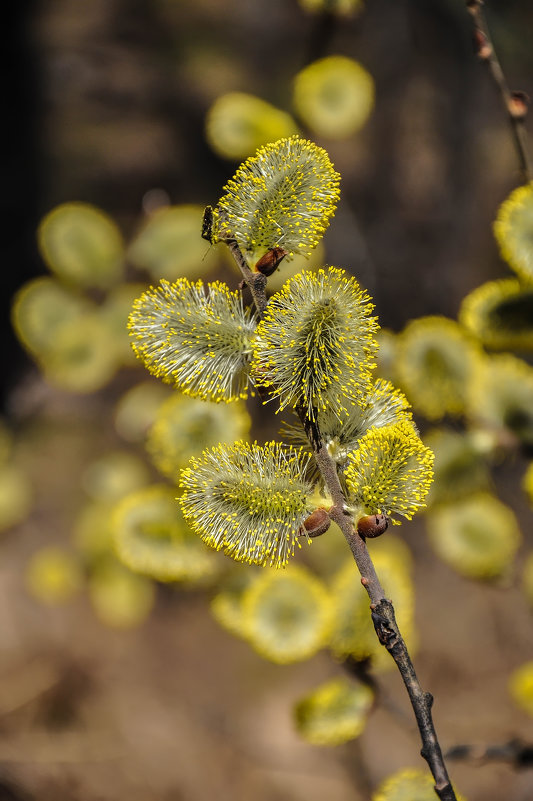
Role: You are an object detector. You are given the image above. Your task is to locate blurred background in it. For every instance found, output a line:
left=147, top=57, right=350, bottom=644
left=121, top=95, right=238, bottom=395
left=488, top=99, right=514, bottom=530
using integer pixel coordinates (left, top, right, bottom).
left=3, top=0, right=533, bottom=799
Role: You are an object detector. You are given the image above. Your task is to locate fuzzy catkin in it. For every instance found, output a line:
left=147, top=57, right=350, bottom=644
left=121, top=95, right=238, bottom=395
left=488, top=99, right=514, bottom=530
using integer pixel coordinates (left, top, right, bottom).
left=180, top=441, right=314, bottom=568
left=128, top=278, right=257, bottom=402
left=212, top=136, right=340, bottom=259
left=253, top=267, right=378, bottom=421
left=345, top=421, right=434, bottom=521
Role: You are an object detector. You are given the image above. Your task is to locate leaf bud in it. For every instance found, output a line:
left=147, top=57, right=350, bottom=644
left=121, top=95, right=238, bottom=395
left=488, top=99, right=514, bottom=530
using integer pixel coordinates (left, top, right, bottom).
left=357, top=513, right=389, bottom=540
left=303, top=508, right=331, bottom=538
left=473, top=28, right=492, bottom=60
left=508, top=91, right=529, bottom=121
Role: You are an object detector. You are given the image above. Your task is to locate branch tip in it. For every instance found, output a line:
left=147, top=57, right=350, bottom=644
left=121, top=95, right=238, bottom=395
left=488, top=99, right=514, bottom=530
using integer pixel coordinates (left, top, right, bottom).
left=467, top=2, right=532, bottom=181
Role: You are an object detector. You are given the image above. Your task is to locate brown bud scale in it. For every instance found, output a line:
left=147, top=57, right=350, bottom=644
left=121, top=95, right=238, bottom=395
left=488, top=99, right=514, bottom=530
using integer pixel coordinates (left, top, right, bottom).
left=508, top=91, right=529, bottom=121
left=357, top=514, right=389, bottom=539
left=303, top=508, right=331, bottom=538
left=473, top=28, right=492, bottom=60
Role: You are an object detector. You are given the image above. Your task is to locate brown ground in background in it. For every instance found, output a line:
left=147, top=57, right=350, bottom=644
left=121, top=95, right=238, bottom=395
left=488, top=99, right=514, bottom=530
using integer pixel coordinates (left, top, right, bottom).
left=2, top=378, right=532, bottom=801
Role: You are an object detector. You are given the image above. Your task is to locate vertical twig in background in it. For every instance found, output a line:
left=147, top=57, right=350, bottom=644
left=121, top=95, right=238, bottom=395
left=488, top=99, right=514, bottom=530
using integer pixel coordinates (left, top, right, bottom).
left=227, top=240, right=459, bottom=801
left=302, top=2, right=338, bottom=66
left=467, top=0, right=532, bottom=182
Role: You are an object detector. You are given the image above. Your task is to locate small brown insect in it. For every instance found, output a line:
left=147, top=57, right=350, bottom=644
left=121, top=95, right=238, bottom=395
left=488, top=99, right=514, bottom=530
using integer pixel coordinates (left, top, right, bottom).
left=357, top=513, right=389, bottom=540
left=302, top=508, right=331, bottom=538
left=254, top=247, right=289, bottom=277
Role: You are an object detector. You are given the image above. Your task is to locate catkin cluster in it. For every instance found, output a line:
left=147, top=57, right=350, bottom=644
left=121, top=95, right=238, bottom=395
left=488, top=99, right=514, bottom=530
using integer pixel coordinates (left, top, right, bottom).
left=128, top=137, right=434, bottom=567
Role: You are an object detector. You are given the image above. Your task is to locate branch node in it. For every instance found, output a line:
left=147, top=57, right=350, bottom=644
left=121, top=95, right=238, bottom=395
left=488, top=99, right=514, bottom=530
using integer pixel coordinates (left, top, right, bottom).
left=508, top=91, right=530, bottom=121
left=371, top=607, right=398, bottom=649
left=472, top=28, right=492, bottom=60
left=466, top=0, right=482, bottom=14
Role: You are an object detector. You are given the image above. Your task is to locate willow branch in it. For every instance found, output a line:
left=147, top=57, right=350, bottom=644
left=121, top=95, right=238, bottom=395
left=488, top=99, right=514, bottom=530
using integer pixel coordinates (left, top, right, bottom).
left=223, top=236, right=268, bottom=315
left=226, top=238, right=458, bottom=801
left=299, top=413, right=457, bottom=801
left=298, top=411, right=386, bottom=604
left=467, top=0, right=532, bottom=182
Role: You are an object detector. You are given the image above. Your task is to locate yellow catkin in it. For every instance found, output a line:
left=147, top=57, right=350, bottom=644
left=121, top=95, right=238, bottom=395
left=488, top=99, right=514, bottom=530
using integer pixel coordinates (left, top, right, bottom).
left=253, top=267, right=378, bottom=421
left=128, top=278, right=257, bottom=402
left=241, top=565, right=332, bottom=662
left=345, top=421, right=434, bottom=522
left=494, top=182, right=533, bottom=282
left=294, top=677, right=374, bottom=745
left=459, top=277, right=533, bottom=351
left=397, top=316, right=482, bottom=420
left=212, top=136, right=340, bottom=259
left=180, top=440, right=314, bottom=568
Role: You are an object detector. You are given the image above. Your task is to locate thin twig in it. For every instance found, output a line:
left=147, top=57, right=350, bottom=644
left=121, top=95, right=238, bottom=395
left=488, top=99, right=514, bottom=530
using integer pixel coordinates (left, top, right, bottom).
left=223, top=237, right=269, bottom=315
left=226, top=238, right=458, bottom=801
left=342, top=736, right=374, bottom=801
left=303, top=8, right=337, bottom=66
left=467, top=0, right=532, bottom=182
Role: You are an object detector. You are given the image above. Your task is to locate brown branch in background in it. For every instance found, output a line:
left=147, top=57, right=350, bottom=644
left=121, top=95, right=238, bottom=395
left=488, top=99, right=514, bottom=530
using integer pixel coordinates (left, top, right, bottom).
left=467, top=0, right=532, bottom=182
left=342, top=655, right=380, bottom=693
left=446, top=739, right=533, bottom=769
left=226, top=238, right=458, bottom=801
left=303, top=8, right=337, bottom=66
left=343, top=655, right=416, bottom=731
